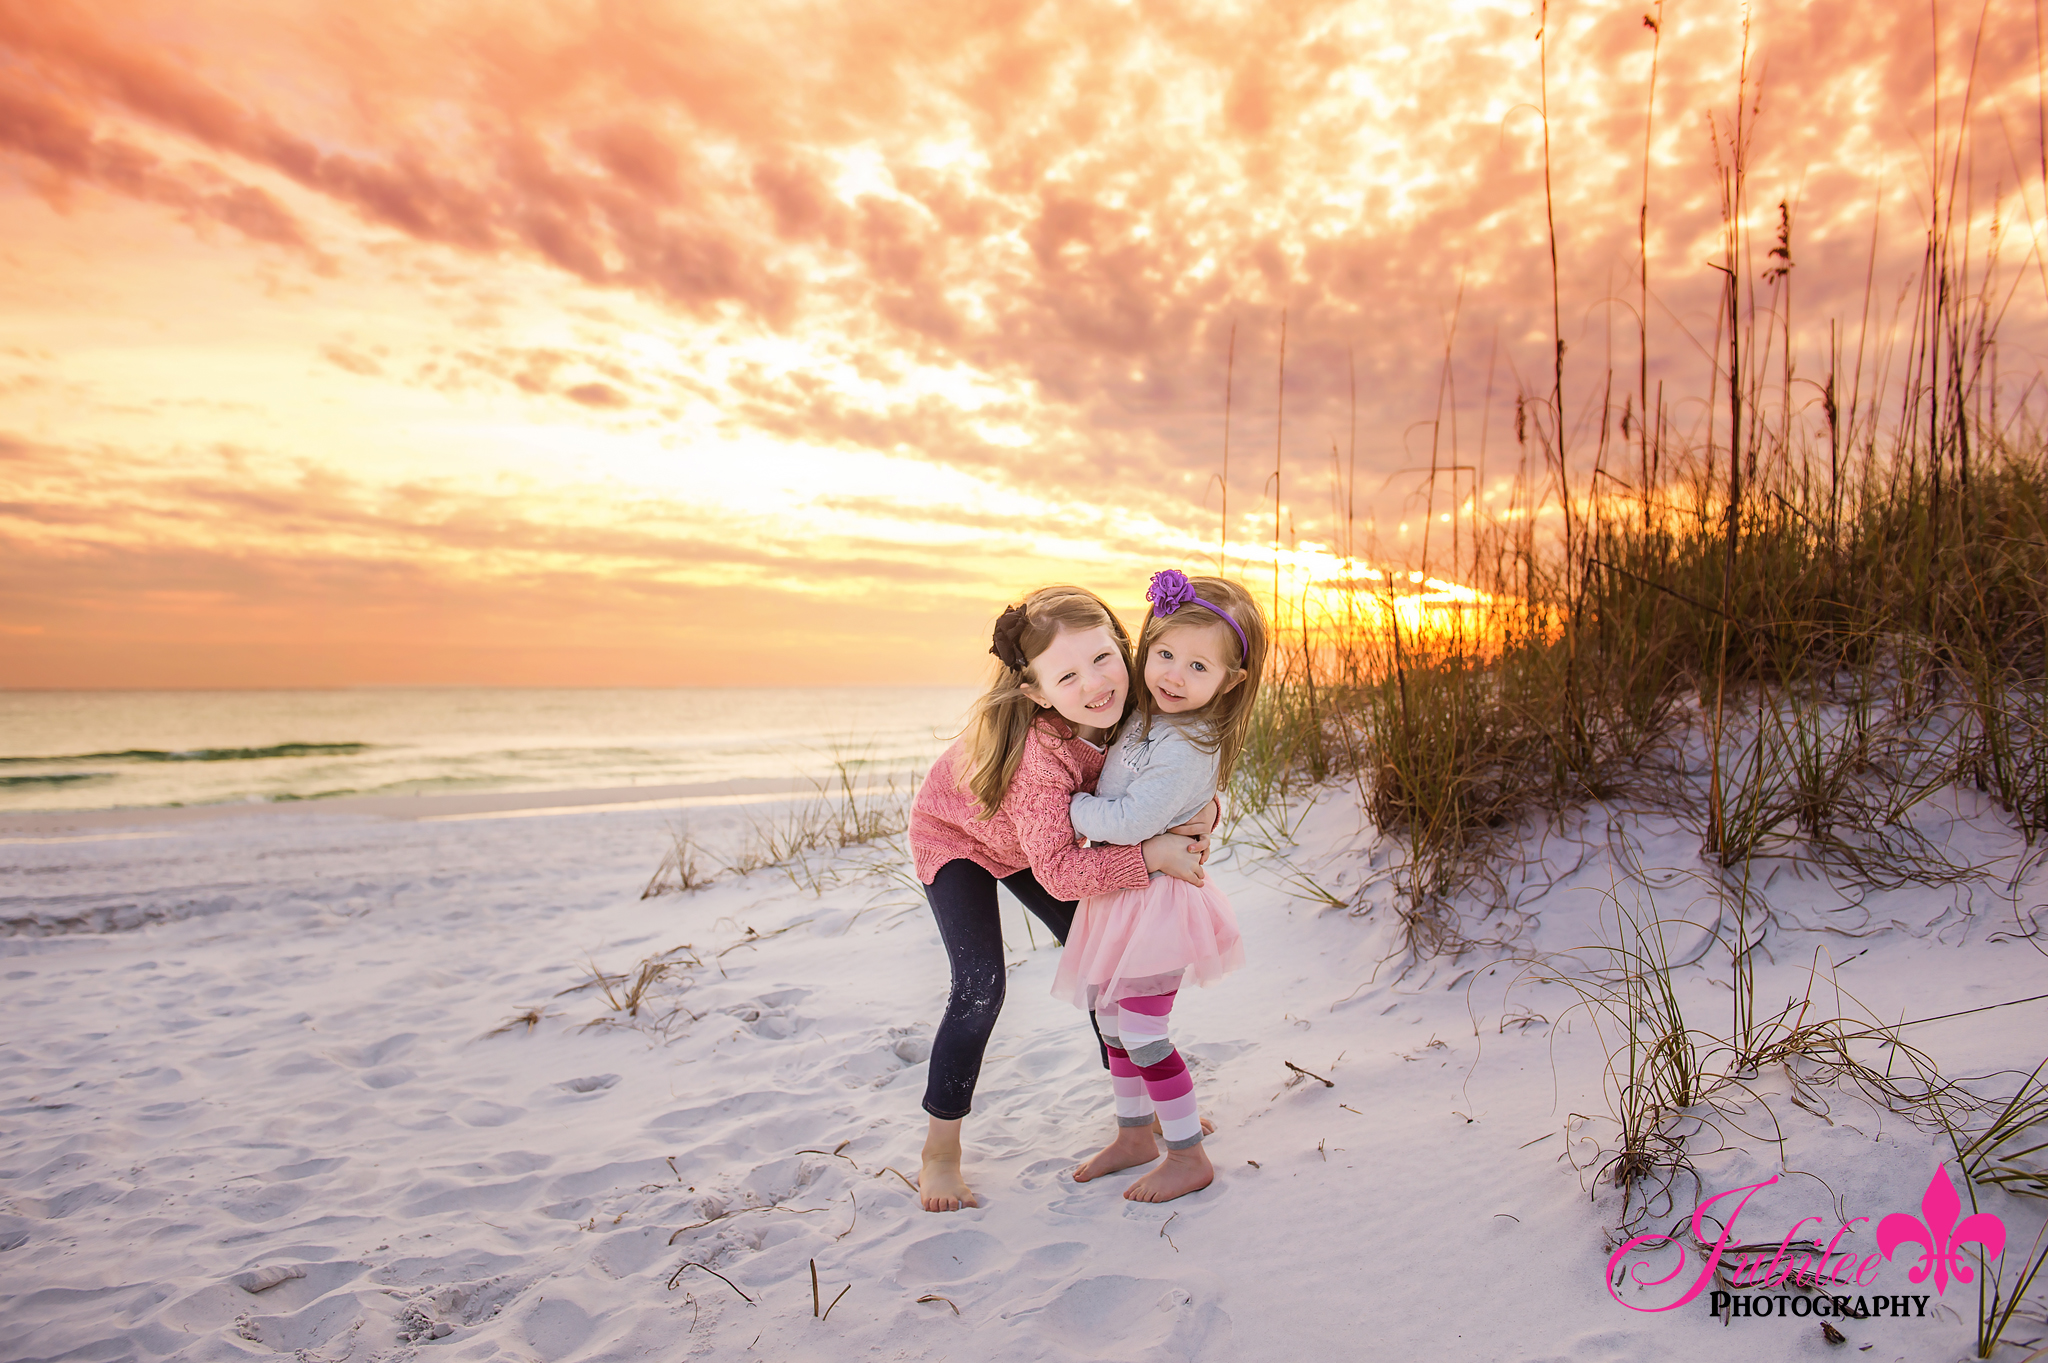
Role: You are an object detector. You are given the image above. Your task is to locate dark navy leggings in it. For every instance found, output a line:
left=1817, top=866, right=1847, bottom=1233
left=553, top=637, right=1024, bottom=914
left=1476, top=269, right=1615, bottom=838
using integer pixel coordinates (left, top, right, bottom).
left=922, top=859, right=1105, bottom=1120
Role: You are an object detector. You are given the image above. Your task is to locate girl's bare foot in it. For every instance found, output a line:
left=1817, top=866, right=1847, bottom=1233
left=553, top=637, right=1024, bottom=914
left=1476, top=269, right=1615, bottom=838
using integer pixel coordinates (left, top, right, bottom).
left=919, top=1152, right=978, bottom=1211
left=1124, top=1144, right=1213, bottom=1203
left=1073, top=1127, right=1159, bottom=1183
left=919, top=1115, right=978, bottom=1212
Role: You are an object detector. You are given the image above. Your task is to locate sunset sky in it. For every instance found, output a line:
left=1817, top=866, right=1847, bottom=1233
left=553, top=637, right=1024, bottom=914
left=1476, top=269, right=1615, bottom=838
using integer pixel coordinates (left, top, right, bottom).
left=3, top=0, right=2044, bottom=687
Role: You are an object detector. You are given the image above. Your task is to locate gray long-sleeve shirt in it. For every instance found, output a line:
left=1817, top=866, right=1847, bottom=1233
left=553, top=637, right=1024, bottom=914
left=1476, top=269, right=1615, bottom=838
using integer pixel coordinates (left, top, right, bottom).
left=1068, top=717, right=1220, bottom=846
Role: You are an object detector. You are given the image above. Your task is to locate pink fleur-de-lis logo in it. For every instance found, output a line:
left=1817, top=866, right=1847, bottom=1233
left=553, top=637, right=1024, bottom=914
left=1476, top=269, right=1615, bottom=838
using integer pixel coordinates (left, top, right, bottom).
left=1876, top=1164, right=2006, bottom=1295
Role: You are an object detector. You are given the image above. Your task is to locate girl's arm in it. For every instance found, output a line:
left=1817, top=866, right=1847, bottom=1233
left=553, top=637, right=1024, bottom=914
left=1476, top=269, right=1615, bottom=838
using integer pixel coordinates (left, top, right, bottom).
left=1068, top=727, right=1220, bottom=846
left=1005, top=741, right=1154, bottom=900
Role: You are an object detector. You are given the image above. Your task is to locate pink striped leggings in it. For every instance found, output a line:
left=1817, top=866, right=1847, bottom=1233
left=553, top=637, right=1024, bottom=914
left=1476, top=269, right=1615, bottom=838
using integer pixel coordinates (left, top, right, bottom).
left=1094, top=984, right=1203, bottom=1150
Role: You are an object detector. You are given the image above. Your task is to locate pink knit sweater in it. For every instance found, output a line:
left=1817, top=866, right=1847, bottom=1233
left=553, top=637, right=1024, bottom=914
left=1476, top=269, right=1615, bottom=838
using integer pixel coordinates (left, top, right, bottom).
left=909, top=718, right=1152, bottom=900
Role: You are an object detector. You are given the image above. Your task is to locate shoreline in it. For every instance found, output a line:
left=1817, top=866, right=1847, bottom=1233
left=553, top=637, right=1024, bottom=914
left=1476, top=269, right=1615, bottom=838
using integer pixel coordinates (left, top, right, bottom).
left=0, top=771, right=926, bottom=841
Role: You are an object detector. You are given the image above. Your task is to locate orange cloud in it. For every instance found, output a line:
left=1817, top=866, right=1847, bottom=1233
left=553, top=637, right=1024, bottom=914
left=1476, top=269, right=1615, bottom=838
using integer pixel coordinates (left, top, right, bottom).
left=1, top=0, right=2043, bottom=685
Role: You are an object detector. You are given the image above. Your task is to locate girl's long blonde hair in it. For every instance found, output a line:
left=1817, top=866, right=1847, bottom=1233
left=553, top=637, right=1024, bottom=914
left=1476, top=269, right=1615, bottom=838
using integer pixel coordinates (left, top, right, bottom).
left=1131, top=575, right=1267, bottom=788
left=956, top=585, right=1133, bottom=817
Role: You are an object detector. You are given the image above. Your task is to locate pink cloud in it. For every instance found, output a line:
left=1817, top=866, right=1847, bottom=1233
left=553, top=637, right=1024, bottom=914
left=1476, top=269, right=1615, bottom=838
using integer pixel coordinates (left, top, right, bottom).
left=0, top=80, right=308, bottom=247
left=3, top=0, right=2045, bottom=688
left=564, top=381, right=626, bottom=408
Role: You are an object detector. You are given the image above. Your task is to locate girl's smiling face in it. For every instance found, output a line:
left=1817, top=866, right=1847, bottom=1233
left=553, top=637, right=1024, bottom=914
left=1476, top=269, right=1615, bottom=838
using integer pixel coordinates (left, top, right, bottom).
left=1144, top=619, right=1242, bottom=714
left=1020, top=624, right=1128, bottom=736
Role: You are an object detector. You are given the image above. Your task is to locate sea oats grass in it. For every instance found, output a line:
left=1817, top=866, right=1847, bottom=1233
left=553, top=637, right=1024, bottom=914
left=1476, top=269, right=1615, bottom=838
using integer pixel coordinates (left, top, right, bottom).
left=642, top=753, right=918, bottom=900
left=1209, top=22, right=2048, bottom=1314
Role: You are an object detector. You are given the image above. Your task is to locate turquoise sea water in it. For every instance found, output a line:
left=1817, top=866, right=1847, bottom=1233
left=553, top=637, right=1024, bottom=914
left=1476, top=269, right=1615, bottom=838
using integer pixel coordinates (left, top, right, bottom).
left=0, top=688, right=976, bottom=813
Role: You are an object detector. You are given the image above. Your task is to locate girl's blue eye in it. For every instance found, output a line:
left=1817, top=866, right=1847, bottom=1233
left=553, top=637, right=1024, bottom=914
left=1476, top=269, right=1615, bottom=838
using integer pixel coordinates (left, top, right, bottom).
left=1192, top=661, right=1206, bottom=671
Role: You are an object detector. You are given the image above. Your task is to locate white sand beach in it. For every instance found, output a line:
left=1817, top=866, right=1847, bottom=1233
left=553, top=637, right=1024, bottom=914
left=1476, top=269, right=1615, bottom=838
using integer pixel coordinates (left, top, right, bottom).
left=3, top=780, right=2043, bottom=1362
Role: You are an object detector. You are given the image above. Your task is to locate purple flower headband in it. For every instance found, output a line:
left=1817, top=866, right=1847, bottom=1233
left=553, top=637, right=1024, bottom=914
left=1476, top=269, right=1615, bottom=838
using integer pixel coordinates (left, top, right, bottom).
left=1146, top=570, right=1248, bottom=662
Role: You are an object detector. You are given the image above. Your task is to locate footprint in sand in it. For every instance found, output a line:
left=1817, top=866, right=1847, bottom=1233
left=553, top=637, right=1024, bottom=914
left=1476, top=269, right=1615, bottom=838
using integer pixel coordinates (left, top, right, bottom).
left=1180, top=1040, right=1255, bottom=1070
left=721, top=987, right=810, bottom=1039
left=331, top=1032, right=417, bottom=1068
left=1015, top=1156, right=1078, bottom=1191
left=738, top=1154, right=824, bottom=1204
left=197, top=1262, right=380, bottom=1353
left=239, top=1284, right=368, bottom=1352
left=452, top=1098, right=525, bottom=1127
left=553, top=1073, right=620, bottom=1094
left=219, top=1182, right=314, bottom=1223
left=1003, top=1272, right=1233, bottom=1359
left=588, top=1225, right=671, bottom=1280
left=901, top=1227, right=1003, bottom=1283
left=836, top=1023, right=931, bottom=1087
left=891, top=1025, right=933, bottom=1063
left=520, top=1295, right=604, bottom=1362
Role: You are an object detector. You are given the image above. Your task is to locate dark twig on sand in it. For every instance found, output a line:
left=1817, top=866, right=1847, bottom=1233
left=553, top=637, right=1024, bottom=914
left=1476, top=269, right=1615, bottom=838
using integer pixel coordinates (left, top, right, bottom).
left=666, top=1261, right=753, bottom=1303
left=796, top=1140, right=857, bottom=1165
left=917, top=1294, right=959, bottom=1315
left=822, top=1284, right=851, bottom=1321
left=715, top=924, right=796, bottom=959
left=1285, top=1061, right=1335, bottom=1087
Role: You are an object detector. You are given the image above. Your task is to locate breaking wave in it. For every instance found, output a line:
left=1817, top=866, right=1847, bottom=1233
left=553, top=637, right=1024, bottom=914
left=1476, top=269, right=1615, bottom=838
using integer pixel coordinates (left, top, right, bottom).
left=0, top=742, right=372, bottom=767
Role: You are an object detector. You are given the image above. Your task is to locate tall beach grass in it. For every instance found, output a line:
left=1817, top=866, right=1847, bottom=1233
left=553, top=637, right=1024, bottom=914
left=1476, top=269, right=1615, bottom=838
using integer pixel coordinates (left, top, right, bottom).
left=1214, top=21, right=2048, bottom=1348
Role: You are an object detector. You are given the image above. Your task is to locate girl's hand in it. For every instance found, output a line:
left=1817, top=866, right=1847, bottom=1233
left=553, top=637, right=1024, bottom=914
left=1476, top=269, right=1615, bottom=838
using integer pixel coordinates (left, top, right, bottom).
left=1143, top=832, right=1207, bottom=886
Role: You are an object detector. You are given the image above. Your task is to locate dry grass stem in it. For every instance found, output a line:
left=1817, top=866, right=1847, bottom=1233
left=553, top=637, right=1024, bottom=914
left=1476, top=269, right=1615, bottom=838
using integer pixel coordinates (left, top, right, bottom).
left=665, top=1262, right=753, bottom=1303
left=642, top=754, right=920, bottom=900
left=1283, top=1061, right=1334, bottom=1088
left=484, top=1007, right=550, bottom=1037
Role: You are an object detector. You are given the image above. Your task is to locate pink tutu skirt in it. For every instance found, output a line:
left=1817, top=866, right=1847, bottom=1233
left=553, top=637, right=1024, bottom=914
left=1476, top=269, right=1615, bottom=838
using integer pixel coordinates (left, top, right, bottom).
left=1051, top=876, right=1245, bottom=1010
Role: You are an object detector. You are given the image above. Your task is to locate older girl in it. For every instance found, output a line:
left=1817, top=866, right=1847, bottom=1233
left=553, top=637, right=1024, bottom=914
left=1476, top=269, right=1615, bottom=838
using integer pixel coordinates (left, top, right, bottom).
left=907, top=585, right=1210, bottom=1213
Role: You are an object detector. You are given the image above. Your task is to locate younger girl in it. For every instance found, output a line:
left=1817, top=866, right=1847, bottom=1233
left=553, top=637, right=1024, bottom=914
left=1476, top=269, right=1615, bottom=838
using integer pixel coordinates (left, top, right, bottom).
left=1056, top=571, right=1267, bottom=1203
left=907, top=585, right=1212, bottom=1213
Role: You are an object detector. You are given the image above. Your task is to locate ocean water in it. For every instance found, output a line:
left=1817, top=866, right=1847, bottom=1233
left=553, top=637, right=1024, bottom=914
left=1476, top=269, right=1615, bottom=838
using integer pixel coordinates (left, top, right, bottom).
left=0, top=688, right=977, bottom=813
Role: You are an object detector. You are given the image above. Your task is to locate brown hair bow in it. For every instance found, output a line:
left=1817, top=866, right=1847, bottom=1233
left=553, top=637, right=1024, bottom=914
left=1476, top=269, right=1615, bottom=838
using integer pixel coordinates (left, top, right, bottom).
left=988, top=603, right=1030, bottom=671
